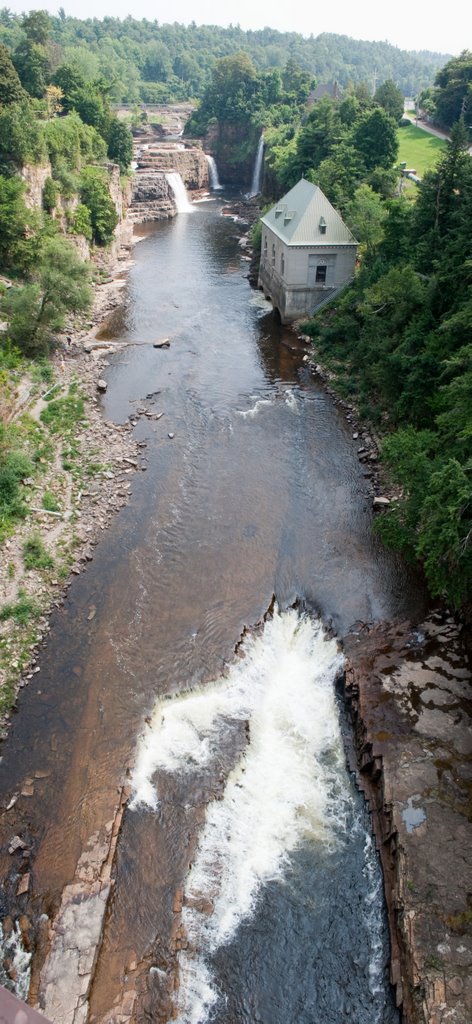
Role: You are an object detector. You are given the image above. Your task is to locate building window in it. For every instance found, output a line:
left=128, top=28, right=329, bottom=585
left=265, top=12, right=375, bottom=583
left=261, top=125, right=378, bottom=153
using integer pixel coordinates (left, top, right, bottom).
left=272, top=244, right=276, bottom=267
left=319, top=217, right=327, bottom=235
left=263, top=235, right=267, bottom=259
left=316, top=264, right=327, bottom=283
left=281, top=252, right=285, bottom=276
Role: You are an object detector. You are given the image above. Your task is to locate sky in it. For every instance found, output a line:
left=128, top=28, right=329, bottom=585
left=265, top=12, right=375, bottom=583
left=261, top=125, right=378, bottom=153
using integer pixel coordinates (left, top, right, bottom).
left=5, top=0, right=467, bottom=57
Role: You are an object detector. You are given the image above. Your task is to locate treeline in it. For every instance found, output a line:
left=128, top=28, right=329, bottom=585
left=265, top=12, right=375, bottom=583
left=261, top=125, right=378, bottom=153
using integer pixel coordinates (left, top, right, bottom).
left=303, top=121, right=472, bottom=611
left=0, top=9, right=133, bottom=359
left=0, top=9, right=448, bottom=105
left=418, top=49, right=472, bottom=131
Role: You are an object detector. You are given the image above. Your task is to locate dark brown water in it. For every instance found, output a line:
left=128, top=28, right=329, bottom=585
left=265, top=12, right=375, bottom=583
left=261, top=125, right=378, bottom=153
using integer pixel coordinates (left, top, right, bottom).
left=0, top=198, right=425, bottom=1023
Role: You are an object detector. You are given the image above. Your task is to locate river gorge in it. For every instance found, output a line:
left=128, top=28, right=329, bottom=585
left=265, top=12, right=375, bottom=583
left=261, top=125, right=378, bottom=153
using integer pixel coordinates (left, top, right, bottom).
left=0, top=190, right=470, bottom=1024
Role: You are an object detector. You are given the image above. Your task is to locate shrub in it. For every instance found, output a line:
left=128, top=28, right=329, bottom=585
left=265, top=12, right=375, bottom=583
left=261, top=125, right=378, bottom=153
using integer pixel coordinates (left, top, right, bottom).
left=22, top=533, right=54, bottom=570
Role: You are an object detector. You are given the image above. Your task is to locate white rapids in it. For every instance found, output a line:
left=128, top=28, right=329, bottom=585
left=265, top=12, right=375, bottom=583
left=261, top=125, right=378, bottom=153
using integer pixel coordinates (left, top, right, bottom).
left=131, top=606, right=355, bottom=1023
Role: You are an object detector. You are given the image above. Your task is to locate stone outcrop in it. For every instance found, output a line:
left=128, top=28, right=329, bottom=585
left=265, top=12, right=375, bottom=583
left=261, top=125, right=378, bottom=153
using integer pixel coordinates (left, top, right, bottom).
left=21, top=162, right=52, bottom=210
left=343, top=615, right=472, bottom=1024
left=129, top=170, right=175, bottom=223
left=136, top=144, right=209, bottom=190
left=204, top=122, right=258, bottom=188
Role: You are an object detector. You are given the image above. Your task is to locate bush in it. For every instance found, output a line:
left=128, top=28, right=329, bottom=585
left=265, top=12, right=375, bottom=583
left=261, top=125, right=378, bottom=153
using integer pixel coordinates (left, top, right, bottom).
left=22, top=533, right=54, bottom=570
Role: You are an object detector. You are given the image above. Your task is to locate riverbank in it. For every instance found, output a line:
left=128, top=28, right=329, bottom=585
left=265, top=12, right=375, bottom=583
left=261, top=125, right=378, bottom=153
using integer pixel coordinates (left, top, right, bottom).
left=344, top=616, right=472, bottom=1024
left=0, top=224, right=145, bottom=736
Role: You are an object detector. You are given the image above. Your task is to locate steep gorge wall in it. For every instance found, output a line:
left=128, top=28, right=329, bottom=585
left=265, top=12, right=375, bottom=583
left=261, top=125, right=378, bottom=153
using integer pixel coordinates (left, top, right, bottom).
left=136, top=146, right=208, bottom=189
left=343, top=618, right=472, bottom=1024
left=204, top=122, right=259, bottom=188
left=129, top=170, right=175, bottom=223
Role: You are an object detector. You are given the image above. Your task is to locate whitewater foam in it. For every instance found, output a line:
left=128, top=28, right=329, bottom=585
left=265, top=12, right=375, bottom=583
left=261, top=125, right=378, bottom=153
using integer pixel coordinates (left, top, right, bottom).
left=131, top=607, right=352, bottom=1023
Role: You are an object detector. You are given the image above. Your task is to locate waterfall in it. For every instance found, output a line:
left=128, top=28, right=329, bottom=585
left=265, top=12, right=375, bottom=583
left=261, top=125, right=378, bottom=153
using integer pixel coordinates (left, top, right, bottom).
left=165, top=172, right=194, bottom=213
left=248, top=135, right=264, bottom=197
left=206, top=154, right=222, bottom=190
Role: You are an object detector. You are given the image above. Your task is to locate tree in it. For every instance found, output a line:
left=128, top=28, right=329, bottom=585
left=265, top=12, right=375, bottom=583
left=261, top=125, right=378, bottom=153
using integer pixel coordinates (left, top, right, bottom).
left=22, top=10, right=51, bottom=45
left=106, top=117, right=133, bottom=173
left=374, top=79, right=404, bottom=123
left=12, top=39, right=48, bottom=98
left=79, top=166, right=118, bottom=245
left=206, top=52, right=258, bottom=124
left=0, top=41, right=25, bottom=104
left=351, top=107, right=399, bottom=171
left=346, top=183, right=387, bottom=252
left=5, top=235, right=91, bottom=355
left=434, top=50, right=472, bottom=132
left=296, top=97, right=343, bottom=174
left=0, top=101, right=46, bottom=174
left=44, top=84, right=63, bottom=117
left=0, top=175, right=35, bottom=271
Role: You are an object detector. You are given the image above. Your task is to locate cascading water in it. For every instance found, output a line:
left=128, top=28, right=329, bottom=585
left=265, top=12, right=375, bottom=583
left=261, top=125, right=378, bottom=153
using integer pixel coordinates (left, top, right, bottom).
left=205, top=154, right=222, bottom=190
left=166, top=171, right=194, bottom=213
left=248, top=134, right=264, bottom=197
left=131, top=606, right=394, bottom=1024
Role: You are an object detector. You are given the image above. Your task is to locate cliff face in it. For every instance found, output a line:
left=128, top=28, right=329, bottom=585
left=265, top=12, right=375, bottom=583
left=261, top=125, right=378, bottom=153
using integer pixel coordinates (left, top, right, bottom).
left=343, top=617, right=472, bottom=1024
left=136, top=145, right=209, bottom=189
left=130, top=170, right=175, bottom=223
left=205, top=123, right=259, bottom=188
left=21, top=162, right=52, bottom=209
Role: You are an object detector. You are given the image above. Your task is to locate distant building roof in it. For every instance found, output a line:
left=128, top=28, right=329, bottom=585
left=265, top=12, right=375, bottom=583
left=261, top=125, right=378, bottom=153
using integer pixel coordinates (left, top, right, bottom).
left=307, top=80, right=343, bottom=105
left=261, top=178, right=357, bottom=247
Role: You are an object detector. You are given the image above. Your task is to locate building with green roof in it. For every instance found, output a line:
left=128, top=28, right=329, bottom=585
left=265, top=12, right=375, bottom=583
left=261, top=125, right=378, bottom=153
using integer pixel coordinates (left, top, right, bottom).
left=258, top=178, right=358, bottom=324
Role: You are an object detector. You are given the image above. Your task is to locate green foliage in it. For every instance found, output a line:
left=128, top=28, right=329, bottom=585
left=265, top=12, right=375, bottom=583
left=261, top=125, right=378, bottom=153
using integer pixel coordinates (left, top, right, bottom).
left=22, top=532, right=54, bottom=570
left=79, top=165, right=118, bottom=245
left=42, top=489, right=60, bottom=511
left=304, top=125, right=472, bottom=608
left=43, top=111, right=107, bottom=174
left=40, top=384, right=85, bottom=433
left=0, top=40, right=25, bottom=104
left=0, top=422, right=34, bottom=538
left=12, top=38, right=48, bottom=98
left=434, top=50, right=472, bottom=133
left=351, top=107, right=399, bottom=171
left=0, top=100, right=46, bottom=173
left=106, top=117, right=133, bottom=173
left=72, top=203, right=93, bottom=240
left=374, top=79, right=405, bottom=123
left=0, top=590, right=42, bottom=624
left=23, top=531, right=54, bottom=570
left=0, top=174, right=35, bottom=273
left=42, top=176, right=59, bottom=213
left=5, top=236, right=92, bottom=356
left=346, top=184, right=387, bottom=251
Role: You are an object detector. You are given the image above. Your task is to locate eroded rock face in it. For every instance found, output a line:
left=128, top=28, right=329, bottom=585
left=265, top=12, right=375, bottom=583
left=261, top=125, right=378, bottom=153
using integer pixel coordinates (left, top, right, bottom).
left=21, top=163, right=52, bottom=210
left=136, top=146, right=209, bottom=190
left=343, top=615, right=472, bottom=1024
left=129, top=170, right=175, bottom=223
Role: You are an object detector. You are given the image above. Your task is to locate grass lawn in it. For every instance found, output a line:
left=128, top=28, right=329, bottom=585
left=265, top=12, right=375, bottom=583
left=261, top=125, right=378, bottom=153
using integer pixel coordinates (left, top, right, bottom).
left=397, top=123, right=446, bottom=177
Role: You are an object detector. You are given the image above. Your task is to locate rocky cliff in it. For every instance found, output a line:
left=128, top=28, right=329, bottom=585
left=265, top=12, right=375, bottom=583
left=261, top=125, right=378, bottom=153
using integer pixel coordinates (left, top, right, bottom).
left=129, top=170, right=175, bottom=223
left=204, top=122, right=259, bottom=189
left=136, top=145, right=209, bottom=190
left=21, top=162, right=52, bottom=209
left=343, top=616, right=472, bottom=1024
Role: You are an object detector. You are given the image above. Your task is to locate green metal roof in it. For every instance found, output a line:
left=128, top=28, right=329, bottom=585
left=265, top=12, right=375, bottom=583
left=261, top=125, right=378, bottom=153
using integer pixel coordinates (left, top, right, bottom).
left=260, top=178, right=357, bottom=246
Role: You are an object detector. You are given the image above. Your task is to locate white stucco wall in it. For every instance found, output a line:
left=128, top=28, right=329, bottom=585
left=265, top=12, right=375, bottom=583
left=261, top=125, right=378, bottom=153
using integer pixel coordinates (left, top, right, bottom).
left=259, top=225, right=357, bottom=323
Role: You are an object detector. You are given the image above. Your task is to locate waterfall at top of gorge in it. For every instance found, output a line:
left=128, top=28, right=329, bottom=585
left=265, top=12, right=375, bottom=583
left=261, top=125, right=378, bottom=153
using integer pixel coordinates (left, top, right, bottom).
left=165, top=171, right=194, bottom=213
left=248, top=135, right=264, bottom=197
left=206, top=155, right=222, bottom=190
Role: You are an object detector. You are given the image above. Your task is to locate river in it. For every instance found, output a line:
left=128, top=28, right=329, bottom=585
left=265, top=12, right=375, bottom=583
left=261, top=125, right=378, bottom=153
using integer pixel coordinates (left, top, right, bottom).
left=0, top=196, right=425, bottom=1023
